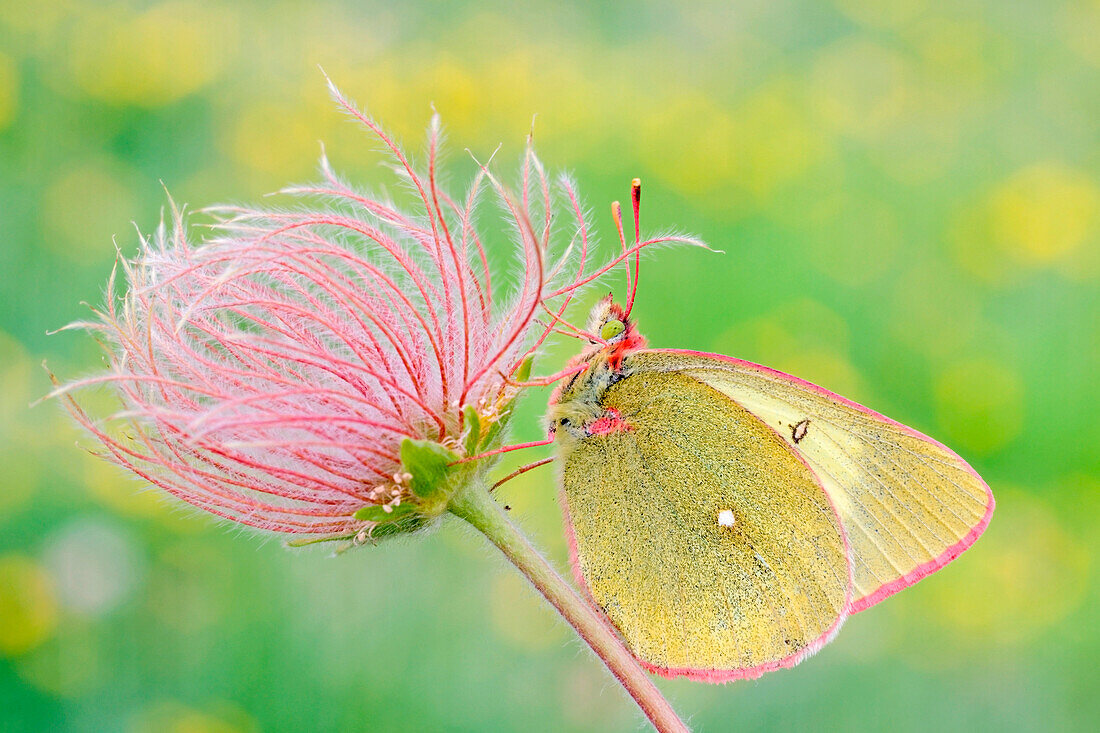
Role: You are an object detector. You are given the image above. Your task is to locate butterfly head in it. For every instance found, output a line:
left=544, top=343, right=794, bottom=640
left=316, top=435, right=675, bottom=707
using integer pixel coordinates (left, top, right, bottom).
left=585, top=293, right=646, bottom=367
left=586, top=294, right=636, bottom=343
left=547, top=295, right=643, bottom=441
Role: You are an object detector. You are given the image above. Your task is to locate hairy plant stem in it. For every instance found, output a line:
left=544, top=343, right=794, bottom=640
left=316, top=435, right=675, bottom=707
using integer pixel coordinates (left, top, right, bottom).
left=449, top=479, right=690, bottom=733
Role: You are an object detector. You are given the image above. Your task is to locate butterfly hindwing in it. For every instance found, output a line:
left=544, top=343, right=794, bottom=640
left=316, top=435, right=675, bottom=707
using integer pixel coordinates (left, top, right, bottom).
left=557, top=367, right=851, bottom=681
left=638, top=350, right=995, bottom=612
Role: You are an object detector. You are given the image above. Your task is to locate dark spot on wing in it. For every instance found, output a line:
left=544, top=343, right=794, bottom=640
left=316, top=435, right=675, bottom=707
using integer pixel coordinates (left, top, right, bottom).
left=791, top=418, right=810, bottom=443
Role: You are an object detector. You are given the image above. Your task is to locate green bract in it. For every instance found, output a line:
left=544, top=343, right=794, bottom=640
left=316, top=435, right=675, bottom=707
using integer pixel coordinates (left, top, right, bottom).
left=400, top=438, right=459, bottom=499
left=341, top=436, right=495, bottom=548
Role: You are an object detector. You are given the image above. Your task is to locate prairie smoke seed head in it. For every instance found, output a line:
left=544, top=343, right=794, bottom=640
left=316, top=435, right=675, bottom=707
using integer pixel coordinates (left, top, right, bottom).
left=50, top=86, right=708, bottom=550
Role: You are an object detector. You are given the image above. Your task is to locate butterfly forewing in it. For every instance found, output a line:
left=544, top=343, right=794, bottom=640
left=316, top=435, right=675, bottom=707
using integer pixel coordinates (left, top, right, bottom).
left=639, top=350, right=995, bottom=612
left=558, top=368, right=850, bottom=680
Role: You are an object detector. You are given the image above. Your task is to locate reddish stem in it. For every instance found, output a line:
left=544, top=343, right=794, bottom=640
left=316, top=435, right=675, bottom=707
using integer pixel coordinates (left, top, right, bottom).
left=449, top=480, right=690, bottom=733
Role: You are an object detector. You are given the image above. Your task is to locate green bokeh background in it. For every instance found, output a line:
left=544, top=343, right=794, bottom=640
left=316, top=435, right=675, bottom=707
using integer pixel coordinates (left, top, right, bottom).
left=2, top=1, right=1098, bottom=731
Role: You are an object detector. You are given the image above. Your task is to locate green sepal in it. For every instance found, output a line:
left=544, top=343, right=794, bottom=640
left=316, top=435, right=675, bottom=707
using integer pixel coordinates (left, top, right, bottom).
left=330, top=518, right=421, bottom=554
left=400, top=438, right=459, bottom=498
left=480, top=399, right=516, bottom=453
left=368, top=516, right=424, bottom=539
left=463, top=405, right=482, bottom=456
left=354, top=502, right=416, bottom=523
left=515, top=354, right=534, bottom=383
left=285, top=533, right=355, bottom=548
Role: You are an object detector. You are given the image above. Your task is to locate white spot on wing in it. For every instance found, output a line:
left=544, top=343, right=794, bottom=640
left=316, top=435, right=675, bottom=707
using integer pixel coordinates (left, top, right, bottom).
left=717, top=509, right=736, bottom=527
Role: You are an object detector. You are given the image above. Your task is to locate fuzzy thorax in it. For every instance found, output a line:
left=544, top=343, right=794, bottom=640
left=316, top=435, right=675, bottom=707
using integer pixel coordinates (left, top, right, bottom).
left=548, top=297, right=648, bottom=445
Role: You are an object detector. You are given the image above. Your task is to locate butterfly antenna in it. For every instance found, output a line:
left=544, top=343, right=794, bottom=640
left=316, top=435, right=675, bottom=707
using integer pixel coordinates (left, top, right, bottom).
left=491, top=457, right=555, bottom=491
left=538, top=302, right=604, bottom=343
left=611, top=199, right=631, bottom=302
left=451, top=437, right=555, bottom=465
left=499, top=363, right=587, bottom=388
left=625, top=178, right=642, bottom=317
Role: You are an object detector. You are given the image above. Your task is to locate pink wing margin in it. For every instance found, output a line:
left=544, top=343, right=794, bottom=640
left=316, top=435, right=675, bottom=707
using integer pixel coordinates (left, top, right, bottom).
left=557, top=416, right=855, bottom=683
left=655, top=349, right=996, bottom=614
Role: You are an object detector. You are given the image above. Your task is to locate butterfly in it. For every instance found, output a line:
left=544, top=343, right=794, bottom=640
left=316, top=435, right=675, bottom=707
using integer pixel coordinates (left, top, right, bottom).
left=546, top=182, right=994, bottom=682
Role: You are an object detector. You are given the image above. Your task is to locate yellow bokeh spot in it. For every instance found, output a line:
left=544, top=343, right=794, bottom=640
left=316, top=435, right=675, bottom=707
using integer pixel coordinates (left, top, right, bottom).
left=325, top=59, right=431, bottom=148
left=147, top=541, right=228, bottom=632
left=0, top=330, right=34, bottom=422
left=15, top=621, right=101, bottom=697
left=887, top=264, right=982, bottom=362
left=40, top=159, right=140, bottom=263
left=810, top=39, right=915, bottom=140
left=799, top=193, right=903, bottom=285
left=988, top=163, right=1100, bottom=263
left=0, top=0, right=76, bottom=46
left=426, top=47, right=540, bottom=145
left=715, top=298, right=866, bottom=399
left=410, top=16, right=603, bottom=150
left=948, top=202, right=1019, bottom=286
left=1058, top=0, right=1100, bottom=67
left=933, top=357, right=1024, bottom=454
left=326, top=37, right=602, bottom=165
left=222, top=100, right=329, bottom=180
left=832, top=0, right=929, bottom=30
left=904, top=16, right=1011, bottom=88
left=637, top=91, right=737, bottom=197
left=424, top=57, right=481, bottom=133
left=0, top=442, right=38, bottom=520
left=489, top=570, right=567, bottom=652
left=128, top=700, right=257, bottom=733
left=0, top=51, right=17, bottom=130
left=0, top=555, right=59, bottom=656
left=639, top=80, right=832, bottom=208
left=0, top=332, right=39, bottom=518
left=84, top=456, right=173, bottom=521
left=773, top=348, right=865, bottom=403
left=732, top=80, right=834, bottom=199
left=922, top=488, right=1090, bottom=646
left=67, top=1, right=237, bottom=106
left=867, top=117, right=961, bottom=185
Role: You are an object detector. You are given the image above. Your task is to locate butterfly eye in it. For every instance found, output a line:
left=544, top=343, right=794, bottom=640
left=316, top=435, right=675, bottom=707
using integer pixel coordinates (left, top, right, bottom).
left=600, top=319, right=626, bottom=341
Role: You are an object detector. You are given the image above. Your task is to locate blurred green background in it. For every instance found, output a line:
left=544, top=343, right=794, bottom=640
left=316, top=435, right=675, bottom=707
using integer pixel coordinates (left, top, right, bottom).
left=2, top=0, right=1098, bottom=730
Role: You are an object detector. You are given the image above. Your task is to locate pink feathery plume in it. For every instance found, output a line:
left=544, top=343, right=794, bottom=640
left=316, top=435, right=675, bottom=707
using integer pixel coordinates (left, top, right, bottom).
left=49, top=84, right=705, bottom=544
